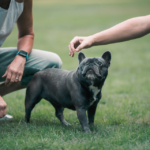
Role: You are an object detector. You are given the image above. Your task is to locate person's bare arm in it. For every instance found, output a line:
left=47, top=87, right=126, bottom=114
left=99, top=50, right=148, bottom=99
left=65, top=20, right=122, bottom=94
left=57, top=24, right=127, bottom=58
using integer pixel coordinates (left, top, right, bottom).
left=17, top=0, right=34, bottom=54
left=2, top=0, right=34, bottom=86
left=69, top=15, right=150, bottom=57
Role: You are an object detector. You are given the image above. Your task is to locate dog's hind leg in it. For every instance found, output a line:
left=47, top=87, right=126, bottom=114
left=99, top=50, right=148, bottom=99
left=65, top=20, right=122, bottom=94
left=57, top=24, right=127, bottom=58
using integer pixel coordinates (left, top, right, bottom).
left=25, top=80, right=42, bottom=123
left=25, top=95, right=42, bottom=123
left=55, top=106, right=71, bottom=126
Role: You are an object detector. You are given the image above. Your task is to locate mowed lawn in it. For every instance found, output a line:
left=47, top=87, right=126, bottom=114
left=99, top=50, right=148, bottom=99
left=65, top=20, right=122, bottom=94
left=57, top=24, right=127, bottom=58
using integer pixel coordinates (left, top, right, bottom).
left=1, top=0, right=150, bottom=149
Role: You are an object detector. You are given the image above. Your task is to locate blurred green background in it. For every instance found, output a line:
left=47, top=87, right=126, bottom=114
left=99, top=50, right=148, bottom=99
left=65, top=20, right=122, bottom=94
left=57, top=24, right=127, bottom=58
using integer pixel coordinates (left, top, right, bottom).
left=1, top=0, right=150, bottom=149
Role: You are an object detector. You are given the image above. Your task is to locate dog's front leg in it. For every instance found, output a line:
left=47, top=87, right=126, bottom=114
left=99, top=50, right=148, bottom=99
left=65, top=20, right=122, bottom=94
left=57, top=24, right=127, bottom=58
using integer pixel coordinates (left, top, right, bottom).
left=76, top=108, right=91, bottom=133
left=88, top=104, right=97, bottom=126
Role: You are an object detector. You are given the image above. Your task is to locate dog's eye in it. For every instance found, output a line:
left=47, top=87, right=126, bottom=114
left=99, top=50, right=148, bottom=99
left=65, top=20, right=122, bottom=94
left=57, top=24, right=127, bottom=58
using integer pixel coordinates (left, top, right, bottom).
left=98, top=62, right=102, bottom=66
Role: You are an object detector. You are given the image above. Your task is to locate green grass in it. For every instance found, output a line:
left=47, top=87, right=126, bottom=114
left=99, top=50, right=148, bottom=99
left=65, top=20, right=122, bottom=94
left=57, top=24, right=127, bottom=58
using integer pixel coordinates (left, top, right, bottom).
left=1, top=0, right=150, bottom=149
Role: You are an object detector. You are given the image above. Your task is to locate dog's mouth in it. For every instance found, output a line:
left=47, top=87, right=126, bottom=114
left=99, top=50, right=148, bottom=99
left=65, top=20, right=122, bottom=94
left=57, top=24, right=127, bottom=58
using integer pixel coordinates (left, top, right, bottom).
left=82, top=68, right=102, bottom=81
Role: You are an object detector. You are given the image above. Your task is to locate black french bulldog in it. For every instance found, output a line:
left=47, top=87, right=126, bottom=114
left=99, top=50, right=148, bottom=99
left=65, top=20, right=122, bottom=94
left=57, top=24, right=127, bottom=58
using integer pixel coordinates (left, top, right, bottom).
left=25, top=51, right=111, bottom=133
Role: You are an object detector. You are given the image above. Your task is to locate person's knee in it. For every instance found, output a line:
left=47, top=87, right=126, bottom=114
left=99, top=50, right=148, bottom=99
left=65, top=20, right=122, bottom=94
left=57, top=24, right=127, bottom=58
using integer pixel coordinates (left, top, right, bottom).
left=44, top=53, right=63, bottom=69
left=26, top=49, right=63, bottom=72
left=53, top=53, right=63, bottom=69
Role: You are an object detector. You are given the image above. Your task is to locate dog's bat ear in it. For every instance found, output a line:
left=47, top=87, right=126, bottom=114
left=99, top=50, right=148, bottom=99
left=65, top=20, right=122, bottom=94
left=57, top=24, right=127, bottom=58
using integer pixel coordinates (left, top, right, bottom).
left=78, top=52, right=86, bottom=64
left=102, top=51, right=111, bottom=66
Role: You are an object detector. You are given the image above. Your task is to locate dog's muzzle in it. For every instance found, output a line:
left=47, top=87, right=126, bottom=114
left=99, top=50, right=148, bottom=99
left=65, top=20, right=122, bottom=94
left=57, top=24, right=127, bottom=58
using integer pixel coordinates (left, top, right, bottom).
left=82, top=65, right=101, bottom=78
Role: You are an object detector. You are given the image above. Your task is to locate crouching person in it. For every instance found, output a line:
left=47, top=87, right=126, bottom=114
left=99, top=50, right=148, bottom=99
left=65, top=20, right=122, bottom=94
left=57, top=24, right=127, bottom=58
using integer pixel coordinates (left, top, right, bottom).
left=0, top=0, right=62, bottom=121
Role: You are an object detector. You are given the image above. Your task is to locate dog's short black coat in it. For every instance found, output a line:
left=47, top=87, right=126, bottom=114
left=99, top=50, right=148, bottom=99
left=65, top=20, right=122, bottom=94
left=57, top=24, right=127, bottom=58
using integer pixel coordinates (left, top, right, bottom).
left=25, top=51, right=111, bottom=132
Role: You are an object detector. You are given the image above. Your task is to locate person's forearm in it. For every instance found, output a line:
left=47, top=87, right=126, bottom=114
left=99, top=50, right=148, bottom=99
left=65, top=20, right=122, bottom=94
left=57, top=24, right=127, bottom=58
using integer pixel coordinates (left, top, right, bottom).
left=17, top=33, right=34, bottom=54
left=91, top=15, right=150, bottom=46
left=3, top=33, right=34, bottom=86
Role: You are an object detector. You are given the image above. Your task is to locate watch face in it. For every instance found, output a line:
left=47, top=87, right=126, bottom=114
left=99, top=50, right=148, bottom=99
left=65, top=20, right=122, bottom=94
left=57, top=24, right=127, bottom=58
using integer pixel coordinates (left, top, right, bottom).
left=19, top=50, right=27, bottom=57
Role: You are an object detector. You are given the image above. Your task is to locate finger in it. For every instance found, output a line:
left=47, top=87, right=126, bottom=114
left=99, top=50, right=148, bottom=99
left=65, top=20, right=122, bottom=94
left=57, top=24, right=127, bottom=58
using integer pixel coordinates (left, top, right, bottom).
left=72, top=48, right=75, bottom=57
left=11, top=72, right=17, bottom=83
left=70, top=37, right=80, bottom=55
left=70, top=40, right=78, bottom=55
left=14, top=74, right=20, bottom=82
left=69, top=44, right=74, bottom=57
left=68, top=44, right=73, bottom=57
left=69, top=43, right=73, bottom=56
left=5, top=71, right=12, bottom=86
left=76, top=42, right=86, bottom=52
left=2, top=71, right=7, bottom=78
left=68, top=45, right=71, bottom=56
left=70, top=42, right=75, bottom=55
left=7, top=72, right=16, bottom=87
left=18, top=73, right=23, bottom=82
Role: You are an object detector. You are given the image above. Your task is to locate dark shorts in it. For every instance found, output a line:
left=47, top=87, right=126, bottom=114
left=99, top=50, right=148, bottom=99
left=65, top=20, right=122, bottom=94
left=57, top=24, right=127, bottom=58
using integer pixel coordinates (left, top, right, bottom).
left=0, top=47, right=62, bottom=86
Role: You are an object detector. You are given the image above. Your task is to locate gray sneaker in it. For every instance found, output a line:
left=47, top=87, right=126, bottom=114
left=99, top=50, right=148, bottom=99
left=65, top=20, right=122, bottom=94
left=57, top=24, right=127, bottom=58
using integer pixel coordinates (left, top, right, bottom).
left=0, top=114, right=13, bottom=121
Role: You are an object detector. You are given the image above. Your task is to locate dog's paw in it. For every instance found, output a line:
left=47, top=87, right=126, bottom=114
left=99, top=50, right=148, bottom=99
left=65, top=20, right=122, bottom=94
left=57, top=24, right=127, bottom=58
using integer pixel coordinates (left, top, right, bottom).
left=65, top=122, right=72, bottom=126
left=62, top=121, right=72, bottom=126
left=84, top=129, right=91, bottom=133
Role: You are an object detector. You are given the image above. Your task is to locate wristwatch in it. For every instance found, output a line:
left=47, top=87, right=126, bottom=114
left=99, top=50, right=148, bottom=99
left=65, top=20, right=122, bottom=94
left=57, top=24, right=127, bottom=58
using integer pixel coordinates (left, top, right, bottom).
left=16, top=50, right=29, bottom=61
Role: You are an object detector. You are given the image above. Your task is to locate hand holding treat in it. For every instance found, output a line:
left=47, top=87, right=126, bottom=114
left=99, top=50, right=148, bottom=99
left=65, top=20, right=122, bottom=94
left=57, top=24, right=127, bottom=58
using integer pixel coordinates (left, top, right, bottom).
left=69, top=36, right=93, bottom=57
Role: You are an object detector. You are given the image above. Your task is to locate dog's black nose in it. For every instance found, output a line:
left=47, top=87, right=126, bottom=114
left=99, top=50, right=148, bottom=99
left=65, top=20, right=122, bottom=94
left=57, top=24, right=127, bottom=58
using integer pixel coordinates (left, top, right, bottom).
left=87, top=69, right=93, bottom=74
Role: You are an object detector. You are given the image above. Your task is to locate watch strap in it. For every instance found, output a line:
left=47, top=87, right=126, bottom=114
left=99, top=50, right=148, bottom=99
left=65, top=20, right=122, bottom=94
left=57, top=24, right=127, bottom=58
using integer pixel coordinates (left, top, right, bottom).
left=16, top=50, right=29, bottom=61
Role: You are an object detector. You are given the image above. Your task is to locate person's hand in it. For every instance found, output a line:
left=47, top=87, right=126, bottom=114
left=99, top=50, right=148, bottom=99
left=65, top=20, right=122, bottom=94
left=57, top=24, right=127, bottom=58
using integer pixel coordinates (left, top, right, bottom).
left=2, top=55, right=26, bottom=86
left=0, top=96, right=7, bottom=118
left=68, top=36, right=93, bottom=57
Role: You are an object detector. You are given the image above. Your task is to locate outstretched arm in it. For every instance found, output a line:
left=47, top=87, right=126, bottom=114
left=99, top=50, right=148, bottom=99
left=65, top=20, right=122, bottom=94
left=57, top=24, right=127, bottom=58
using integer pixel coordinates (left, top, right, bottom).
left=69, top=15, right=150, bottom=57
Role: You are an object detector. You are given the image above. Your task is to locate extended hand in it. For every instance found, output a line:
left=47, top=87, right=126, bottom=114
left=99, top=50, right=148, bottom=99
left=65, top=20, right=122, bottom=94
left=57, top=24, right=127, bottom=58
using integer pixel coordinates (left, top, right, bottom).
left=68, top=36, right=93, bottom=57
left=2, top=55, right=26, bottom=86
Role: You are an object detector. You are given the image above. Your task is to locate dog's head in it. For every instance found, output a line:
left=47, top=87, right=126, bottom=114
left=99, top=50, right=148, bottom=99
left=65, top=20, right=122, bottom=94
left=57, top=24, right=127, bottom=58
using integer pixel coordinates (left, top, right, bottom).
left=77, top=51, right=111, bottom=86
